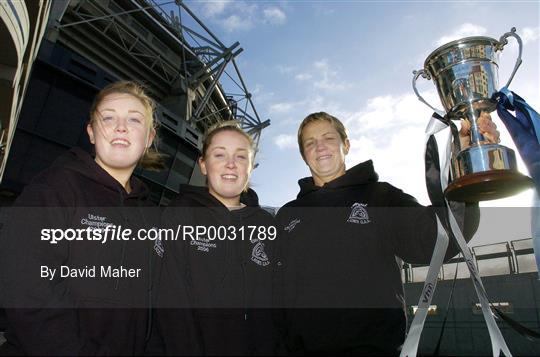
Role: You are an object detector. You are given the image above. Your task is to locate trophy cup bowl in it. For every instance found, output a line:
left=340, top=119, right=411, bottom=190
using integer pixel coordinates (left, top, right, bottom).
left=413, top=27, right=533, bottom=202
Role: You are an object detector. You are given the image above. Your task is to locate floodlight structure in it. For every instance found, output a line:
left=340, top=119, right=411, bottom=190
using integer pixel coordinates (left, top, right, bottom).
left=52, top=0, right=269, bottom=149
left=0, top=0, right=52, bottom=182
left=0, top=0, right=269, bottom=204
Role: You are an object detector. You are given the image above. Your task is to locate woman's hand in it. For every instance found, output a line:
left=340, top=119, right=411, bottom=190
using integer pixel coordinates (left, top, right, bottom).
left=459, top=111, right=501, bottom=149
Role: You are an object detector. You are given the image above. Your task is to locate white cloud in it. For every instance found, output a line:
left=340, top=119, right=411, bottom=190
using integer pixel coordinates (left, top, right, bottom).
left=301, top=95, right=352, bottom=120
left=232, top=2, right=258, bottom=15
left=435, top=23, right=487, bottom=47
left=345, top=124, right=431, bottom=204
left=202, top=1, right=231, bottom=18
left=346, top=136, right=378, bottom=165
left=309, top=58, right=352, bottom=91
left=263, top=85, right=450, bottom=205
left=214, top=2, right=258, bottom=32
left=314, top=75, right=344, bottom=91
left=314, top=59, right=328, bottom=69
left=203, top=2, right=286, bottom=32
left=251, top=83, right=275, bottom=105
left=277, top=65, right=294, bottom=74
left=266, top=95, right=351, bottom=126
left=263, top=7, right=286, bottom=25
left=522, top=26, right=540, bottom=45
left=252, top=83, right=262, bottom=95
left=269, top=102, right=295, bottom=114
left=340, top=90, right=448, bottom=204
left=314, top=5, right=335, bottom=16
left=295, top=73, right=312, bottom=81
left=274, top=134, right=297, bottom=149
left=341, top=86, right=534, bottom=206
left=345, top=91, right=435, bottom=136
left=222, top=14, right=253, bottom=32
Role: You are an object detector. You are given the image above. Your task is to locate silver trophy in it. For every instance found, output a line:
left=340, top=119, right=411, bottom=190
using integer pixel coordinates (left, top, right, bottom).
left=413, top=27, right=532, bottom=202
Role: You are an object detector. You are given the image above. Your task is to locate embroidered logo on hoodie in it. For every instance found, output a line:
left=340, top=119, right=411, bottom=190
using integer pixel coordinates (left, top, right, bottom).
left=284, top=218, right=301, bottom=232
left=80, top=213, right=114, bottom=230
left=251, top=241, right=270, bottom=266
left=154, top=236, right=164, bottom=258
left=347, top=203, right=370, bottom=224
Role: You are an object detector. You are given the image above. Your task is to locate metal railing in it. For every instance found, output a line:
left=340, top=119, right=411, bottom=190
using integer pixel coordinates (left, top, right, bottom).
left=403, top=238, right=537, bottom=283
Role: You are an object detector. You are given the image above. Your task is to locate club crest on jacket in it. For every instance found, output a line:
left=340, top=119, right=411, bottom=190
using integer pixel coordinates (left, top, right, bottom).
left=347, top=203, right=370, bottom=224
left=251, top=241, right=269, bottom=267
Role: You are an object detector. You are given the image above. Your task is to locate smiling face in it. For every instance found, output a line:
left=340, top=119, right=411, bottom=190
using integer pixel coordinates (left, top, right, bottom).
left=199, top=130, right=254, bottom=207
left=86, top=93, right=155, bottom=178
left=301, top=119, right=350, bottom=186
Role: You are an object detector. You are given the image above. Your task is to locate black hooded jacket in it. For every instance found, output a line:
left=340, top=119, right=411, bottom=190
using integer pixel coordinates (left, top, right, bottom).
left=0, top=147, right=160, bottom=356
left=274, top=160, right=478, bottom=355
left=157, top=185, right=277, bottom=355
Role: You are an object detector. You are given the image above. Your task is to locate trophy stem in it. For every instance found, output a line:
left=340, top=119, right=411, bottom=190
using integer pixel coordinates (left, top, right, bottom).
left=465, top=108, right=486, bottom=146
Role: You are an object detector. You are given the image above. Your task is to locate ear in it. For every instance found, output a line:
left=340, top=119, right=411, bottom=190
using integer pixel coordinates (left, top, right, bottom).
left=146, top=128, right=156, bottom=148
left=344, top=138, right=350, bottom=155
left=198, top=156, right=207, bottom=176
left=87, top=123, right=95, bottom=144
left=301, top=152, right=309, bottom=166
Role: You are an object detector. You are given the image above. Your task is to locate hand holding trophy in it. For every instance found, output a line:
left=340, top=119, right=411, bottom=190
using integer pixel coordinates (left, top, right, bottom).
left=413, top=27, right=534, bottom=202
left=459, top=111, right=500, bottom=148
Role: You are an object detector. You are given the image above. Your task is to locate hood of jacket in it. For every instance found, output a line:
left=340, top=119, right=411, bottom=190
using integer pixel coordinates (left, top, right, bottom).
left=173, top=184, right=262, bottom=220
left=297, top=160, right=379, bottom=199
left=51, top=147, right=150, bottom=200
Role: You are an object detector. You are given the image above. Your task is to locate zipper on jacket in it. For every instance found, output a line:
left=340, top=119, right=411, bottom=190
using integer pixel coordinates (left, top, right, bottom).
left=240, top=237, right=248, bottom=321
left=115, top=188, right=127, bottom=290
left=140, top=201, right=153, bottom=342
left=241, top=260, right=247, bottom=321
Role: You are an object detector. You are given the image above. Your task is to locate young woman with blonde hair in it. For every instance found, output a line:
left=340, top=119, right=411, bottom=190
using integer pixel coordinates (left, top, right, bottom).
left=157, top=121, right=278, bottom=355
left=1, top=81, right=162, bottom=355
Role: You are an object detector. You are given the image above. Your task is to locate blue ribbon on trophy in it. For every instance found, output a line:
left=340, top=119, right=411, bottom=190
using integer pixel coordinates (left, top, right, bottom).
left=495, top=87, right=540, bottom=190
left=495, top=87, right=540, bottom=282
left=402, top=27, right=539, bottom=357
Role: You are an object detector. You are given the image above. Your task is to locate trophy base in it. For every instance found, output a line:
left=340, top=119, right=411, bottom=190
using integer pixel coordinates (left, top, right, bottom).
left=445, top=170, right=533, bottom=202
left=447, top=143, right=533, bottom=201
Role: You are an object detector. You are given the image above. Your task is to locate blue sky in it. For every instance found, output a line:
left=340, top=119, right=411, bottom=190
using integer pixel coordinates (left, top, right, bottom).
left=174, top=1, right=540, bottom=244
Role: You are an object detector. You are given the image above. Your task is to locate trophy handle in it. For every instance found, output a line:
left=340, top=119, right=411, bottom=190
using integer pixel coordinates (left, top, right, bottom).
left=412, top=69, right=445, bottom=115
left=497, top=27, right=523, bottom=88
